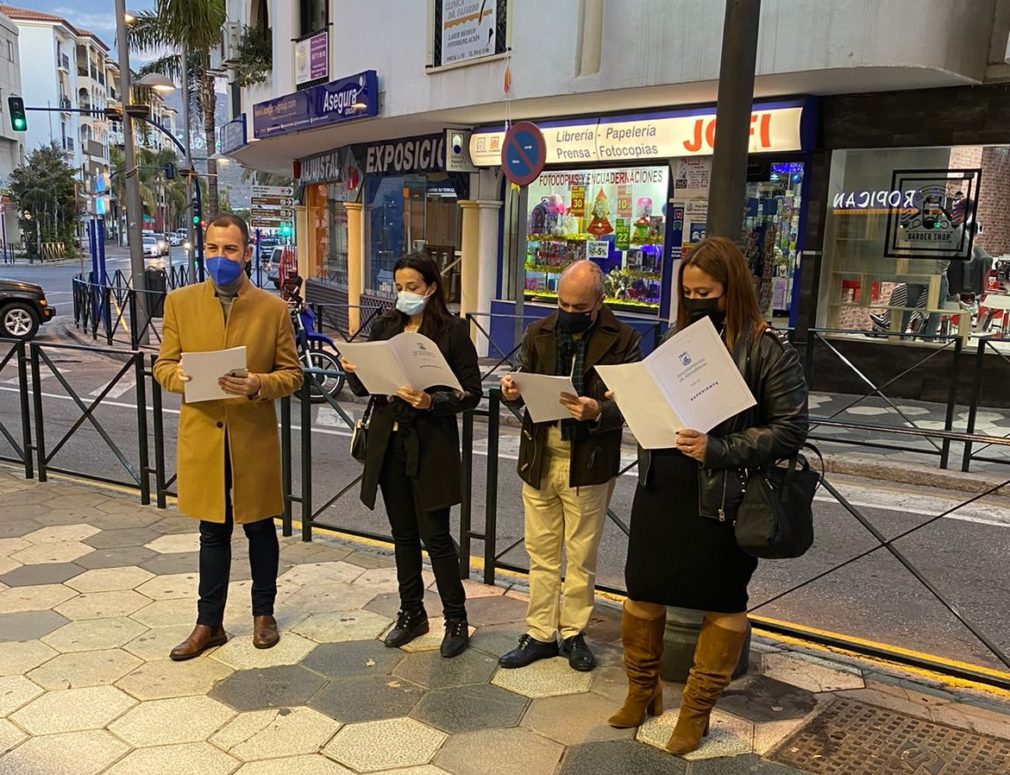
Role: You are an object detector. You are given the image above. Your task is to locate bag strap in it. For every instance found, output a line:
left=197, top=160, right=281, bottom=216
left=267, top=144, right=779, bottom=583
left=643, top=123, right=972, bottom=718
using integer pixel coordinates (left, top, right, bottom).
left=361, top=396, right=376, bottom=427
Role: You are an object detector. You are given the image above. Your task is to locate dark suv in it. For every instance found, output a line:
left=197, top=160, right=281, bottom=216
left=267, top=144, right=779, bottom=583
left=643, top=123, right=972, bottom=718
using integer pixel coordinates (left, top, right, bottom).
left=0, top=279, right=55, bottom=340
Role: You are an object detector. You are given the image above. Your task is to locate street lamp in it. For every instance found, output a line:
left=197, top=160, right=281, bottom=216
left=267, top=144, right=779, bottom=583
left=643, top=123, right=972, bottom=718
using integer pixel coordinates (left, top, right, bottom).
left=135, top=73, right=175, bottom=94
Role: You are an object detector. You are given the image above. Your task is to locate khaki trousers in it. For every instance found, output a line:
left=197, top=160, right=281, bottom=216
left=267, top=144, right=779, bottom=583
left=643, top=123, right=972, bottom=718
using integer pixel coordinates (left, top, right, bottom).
left=522, top=426, right=614, bottom=641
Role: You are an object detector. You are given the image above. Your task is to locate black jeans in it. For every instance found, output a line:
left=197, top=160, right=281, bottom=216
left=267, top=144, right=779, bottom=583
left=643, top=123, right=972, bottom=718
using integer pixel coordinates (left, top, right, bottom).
left=196, top=452, right=280, bottom=627
left=379, top=432, right=467, bottom=620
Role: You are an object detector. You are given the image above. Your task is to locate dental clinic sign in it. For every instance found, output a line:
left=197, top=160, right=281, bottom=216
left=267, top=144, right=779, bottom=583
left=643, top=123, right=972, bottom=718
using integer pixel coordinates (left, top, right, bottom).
left=469, top=99, right=813, bottom=166
left=253, top=70, right=378, bottom=139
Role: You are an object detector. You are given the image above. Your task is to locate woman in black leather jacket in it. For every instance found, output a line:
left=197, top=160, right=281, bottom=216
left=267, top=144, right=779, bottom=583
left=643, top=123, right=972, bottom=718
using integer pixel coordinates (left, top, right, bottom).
left=607, top=237, right=808, bottom=755
left=341, top=254, right=482, bottom=660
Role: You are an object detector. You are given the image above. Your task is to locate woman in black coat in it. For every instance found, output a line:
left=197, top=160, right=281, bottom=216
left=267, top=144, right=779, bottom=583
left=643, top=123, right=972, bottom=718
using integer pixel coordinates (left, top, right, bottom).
left=607, top=238, right=808, bottom=755
left=341, top=253, right=482, bottom=658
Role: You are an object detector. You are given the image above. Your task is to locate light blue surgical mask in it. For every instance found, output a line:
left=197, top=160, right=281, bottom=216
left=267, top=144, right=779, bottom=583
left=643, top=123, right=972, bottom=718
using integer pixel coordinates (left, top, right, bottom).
left=396, top=289, right=431, bottom=316
left=206, top=257, right=244, bottom=287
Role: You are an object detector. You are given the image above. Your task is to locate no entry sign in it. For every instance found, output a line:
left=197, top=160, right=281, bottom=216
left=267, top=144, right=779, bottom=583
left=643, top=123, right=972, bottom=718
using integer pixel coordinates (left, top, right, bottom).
left=501, top=121, right=546, bottom=187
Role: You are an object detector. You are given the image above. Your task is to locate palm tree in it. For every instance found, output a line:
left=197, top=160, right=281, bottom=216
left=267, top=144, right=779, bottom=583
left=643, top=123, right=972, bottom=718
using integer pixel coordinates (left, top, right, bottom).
left=127, top=0, right=226, bottom=215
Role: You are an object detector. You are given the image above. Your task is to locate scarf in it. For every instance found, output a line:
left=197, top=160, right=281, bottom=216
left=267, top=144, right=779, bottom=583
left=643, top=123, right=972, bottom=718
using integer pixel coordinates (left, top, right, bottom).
left=555, top=323, right=591, bottom=442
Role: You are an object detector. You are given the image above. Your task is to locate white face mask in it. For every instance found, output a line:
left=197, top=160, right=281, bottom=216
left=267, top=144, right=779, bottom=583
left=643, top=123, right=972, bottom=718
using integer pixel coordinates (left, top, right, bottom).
left=396, top=289, right=431, bottom=316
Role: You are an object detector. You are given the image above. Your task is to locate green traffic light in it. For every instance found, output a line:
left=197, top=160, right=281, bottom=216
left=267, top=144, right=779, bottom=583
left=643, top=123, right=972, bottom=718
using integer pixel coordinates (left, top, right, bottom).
left=13, top=118, right=25, bottom=130
left=192, top=215, right=200, bottom=225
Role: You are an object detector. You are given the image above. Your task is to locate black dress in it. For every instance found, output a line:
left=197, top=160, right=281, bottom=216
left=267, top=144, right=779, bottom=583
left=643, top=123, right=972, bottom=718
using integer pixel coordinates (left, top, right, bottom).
left=625, top=448, right=758, bottom=613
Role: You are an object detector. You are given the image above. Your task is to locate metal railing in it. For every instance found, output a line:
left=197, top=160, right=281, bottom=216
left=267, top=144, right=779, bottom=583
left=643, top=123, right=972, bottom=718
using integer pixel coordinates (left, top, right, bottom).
left=6, top=339, right=1010, bottom=689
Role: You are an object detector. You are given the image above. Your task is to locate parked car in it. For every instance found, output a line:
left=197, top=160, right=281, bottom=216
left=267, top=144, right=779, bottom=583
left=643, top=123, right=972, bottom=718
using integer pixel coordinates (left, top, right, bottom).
left=266, top=246, right=284, bottom=288
left=0, top=279, right=55, bottom=340
left=143, top=235, right=167, bottom=268
left=168, top=232, right=183, bottom=247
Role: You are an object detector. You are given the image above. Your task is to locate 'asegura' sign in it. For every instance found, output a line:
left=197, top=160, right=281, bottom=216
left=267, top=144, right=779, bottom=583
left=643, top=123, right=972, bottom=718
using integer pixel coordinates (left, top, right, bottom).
left=253, top=70, right=378, bottom=139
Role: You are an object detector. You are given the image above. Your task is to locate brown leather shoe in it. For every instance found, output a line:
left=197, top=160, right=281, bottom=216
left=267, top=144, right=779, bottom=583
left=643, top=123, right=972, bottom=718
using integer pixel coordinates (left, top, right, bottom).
left=169, top=624, right=227, bottom=661
left=253, top=615, right=280, bottom=649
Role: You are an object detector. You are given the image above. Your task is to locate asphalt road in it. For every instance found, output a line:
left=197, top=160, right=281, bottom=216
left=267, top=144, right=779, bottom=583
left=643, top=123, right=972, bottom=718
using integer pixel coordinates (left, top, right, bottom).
left=1, top=350, right=1009, bottom=675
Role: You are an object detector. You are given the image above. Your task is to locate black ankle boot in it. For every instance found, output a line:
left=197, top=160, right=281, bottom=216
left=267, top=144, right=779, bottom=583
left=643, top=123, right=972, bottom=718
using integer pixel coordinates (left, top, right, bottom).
left=384, top=608, right=429, bottom=648
left=440, top=618, right=470, bottom=658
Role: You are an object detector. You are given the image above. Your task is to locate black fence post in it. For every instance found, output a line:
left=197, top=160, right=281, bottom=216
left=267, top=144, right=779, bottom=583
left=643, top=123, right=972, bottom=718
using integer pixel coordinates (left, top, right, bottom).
left=16, top=340, right=33, bottom=479
left=940, top=337, right=962, bottom=470
left=134, top=354, right=151, bottom=505
left=29, top=344, right=46, bottom=483
left=484, top=390, right=501, bottom=586
left=280, top=396, right=293, bottom=537
left=962, top=337, right=986, bottom=472
left=127, top=290, right=139, bottom=350
left=150, top=356, right=167, bottom=509
left=300, top=377, right=313, bottom=542
left=803, top=331, right=817, bottom=387
left=458, top=407, right=475, bottom=580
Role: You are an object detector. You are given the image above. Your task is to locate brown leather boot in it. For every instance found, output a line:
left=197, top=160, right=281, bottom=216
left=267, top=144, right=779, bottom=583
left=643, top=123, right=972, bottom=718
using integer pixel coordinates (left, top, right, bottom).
left=666, top=619, right=747, bottom=755
left=608, top=601, right=666, bottom=728
left=253, top=615, right=280, bottom=649
left=169, top=624, right=228, bottom=661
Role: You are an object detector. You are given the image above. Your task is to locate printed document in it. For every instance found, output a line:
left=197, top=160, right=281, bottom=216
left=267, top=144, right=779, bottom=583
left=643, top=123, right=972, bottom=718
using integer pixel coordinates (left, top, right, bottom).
left=181, top=346, right=247, bottom=403
left=339, top=332, right=463, bottom=395
left=595, top=317, right=756, bottom=449
left=507, top=373, right=577, bottom=424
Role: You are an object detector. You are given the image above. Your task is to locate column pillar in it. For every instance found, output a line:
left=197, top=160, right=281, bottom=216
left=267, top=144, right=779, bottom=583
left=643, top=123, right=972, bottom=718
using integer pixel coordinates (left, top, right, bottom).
left=459, top=200, right=480, bottom=328
left=345, top=201, right=365, bottom=334
left=476, top=200, right=503, bottom=356
left=459, top=199, right=502, bottom=353
left=294, top=205, right=309, bottom=280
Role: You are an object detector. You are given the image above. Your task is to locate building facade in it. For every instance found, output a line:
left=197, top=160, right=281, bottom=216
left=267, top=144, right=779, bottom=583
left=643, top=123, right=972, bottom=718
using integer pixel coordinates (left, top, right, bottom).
left=0, top=10, right=23, bottom=251
left=222, top=0, right=1010, bottom=357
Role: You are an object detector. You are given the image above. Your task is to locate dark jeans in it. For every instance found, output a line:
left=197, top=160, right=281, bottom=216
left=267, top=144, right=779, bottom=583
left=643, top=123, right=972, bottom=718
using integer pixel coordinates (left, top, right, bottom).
left=379, top=432, right=467, bottom=620
left=196, top=453, right=280, bottom=627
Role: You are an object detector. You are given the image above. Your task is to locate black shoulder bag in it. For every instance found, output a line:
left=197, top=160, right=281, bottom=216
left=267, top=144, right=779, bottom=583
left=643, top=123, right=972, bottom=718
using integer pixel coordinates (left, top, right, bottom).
left=350, top=398, right=374, bottom=464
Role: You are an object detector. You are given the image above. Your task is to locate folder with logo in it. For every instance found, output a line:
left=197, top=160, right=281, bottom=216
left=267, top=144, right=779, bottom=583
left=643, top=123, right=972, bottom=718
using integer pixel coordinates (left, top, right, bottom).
left=338, top=332, right=463, bottom=396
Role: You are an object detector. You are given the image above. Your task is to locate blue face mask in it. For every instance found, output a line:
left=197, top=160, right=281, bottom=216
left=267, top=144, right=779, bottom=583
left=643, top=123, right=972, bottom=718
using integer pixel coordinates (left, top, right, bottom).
left=396, top=289, right=431, bottom=316
left=206, top=257, right=244, bottom=287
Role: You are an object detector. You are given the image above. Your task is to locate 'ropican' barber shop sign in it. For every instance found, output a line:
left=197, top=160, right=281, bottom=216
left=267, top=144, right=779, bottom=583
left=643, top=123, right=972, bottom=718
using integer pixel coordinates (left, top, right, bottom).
left=363, top=134, right=446, bottom=175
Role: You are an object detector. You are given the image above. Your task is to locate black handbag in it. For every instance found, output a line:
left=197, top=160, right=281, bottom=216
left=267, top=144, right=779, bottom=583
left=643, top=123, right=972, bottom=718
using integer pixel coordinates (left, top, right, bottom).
left=734, top=444, right=822, bottom=559
left=350, top=398, right=374, bottom=463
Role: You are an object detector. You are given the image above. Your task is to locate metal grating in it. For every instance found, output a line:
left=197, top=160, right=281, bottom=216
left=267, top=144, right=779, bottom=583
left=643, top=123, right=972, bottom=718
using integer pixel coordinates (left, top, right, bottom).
left=771, top=698, right=1010, bottom=775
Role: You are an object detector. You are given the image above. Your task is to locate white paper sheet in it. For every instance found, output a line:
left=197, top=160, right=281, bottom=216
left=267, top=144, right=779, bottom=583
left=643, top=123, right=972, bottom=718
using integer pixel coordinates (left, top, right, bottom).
left=181, top=346, right=247, bottom=403
left=595, top=317, right=756, bottom=449
left=339, top=332, right=463, bottom=396
left=508, top=373, right=577, bottom=424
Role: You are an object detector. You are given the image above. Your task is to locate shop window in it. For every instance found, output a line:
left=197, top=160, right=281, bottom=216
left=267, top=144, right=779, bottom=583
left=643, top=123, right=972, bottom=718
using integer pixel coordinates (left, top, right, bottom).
left=523, top=166, right=669, bottom=315
left=429, top=0, right=510, bottom=68
left=817, top=146, right=1010, bottom=343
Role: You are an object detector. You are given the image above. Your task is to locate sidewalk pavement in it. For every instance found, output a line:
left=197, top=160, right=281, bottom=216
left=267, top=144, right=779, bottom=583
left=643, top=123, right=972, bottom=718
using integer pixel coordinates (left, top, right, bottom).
left=1, top=466, right=1010, bottom=774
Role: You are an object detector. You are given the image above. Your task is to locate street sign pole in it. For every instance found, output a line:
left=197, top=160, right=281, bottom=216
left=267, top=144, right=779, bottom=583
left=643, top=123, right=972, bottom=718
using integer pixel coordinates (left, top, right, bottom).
left=255, top=228, right=262, bottom=288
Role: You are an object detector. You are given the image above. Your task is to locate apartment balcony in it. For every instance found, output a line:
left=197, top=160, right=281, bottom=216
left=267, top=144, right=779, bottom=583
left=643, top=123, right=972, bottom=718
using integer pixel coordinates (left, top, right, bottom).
left=77, top=64, right=88, bottom=78
left=86, top=140, right=104, bottom=159
left=59, top=97, right=72, bottom=114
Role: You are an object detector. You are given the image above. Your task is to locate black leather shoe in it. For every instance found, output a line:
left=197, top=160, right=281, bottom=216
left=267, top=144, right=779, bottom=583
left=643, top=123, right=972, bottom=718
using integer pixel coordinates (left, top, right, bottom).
left=499, top=634, right=559, bottom=669
left=560, top=633, right=596, bottom=672
left=440, top=618, right=470, bottom=659
left=384, top=609, right=429, bottom=648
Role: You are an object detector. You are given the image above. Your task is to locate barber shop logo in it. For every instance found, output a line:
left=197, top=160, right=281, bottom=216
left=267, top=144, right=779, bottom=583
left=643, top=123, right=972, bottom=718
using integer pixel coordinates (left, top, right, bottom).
left=885, top=169, right=980, bottom=260
left=679, top=352, right=692, bottom=367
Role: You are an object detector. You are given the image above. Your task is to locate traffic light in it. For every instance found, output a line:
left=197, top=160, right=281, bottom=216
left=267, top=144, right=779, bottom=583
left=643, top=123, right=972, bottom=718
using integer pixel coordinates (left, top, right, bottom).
left=164, top=162, right=176, bottom=180
left=8, top=96, right=26, bottom=132
left=279, top=223, right=292, bottom=238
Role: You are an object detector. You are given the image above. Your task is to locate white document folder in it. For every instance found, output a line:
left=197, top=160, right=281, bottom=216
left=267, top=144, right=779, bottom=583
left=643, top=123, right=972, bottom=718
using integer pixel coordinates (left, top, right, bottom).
left=338, top=332, right=463, bottom=396
left=181, top=346, right=247, bottom=403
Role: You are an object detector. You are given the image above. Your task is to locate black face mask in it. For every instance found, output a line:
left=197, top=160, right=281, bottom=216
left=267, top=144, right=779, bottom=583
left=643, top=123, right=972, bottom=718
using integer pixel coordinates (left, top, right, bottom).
left=684, top=297, right=726, bottom=328
left=558, top=308, right=595, bottom=334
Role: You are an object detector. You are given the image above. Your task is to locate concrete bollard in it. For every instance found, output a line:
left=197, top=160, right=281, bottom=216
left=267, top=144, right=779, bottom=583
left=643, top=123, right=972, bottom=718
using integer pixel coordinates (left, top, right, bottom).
left=659, top=606, right=751, bottom=683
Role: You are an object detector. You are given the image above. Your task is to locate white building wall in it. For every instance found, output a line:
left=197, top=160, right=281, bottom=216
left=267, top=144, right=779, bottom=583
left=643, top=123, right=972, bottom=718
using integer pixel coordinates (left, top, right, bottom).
left=16, top=25, right=59, bottom=153
left=0, top=13, right=22, bottom=246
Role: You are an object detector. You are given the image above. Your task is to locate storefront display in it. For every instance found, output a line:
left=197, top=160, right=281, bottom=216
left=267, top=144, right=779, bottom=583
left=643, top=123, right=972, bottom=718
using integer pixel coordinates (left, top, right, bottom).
left=523, top=166, right=669, bottom=314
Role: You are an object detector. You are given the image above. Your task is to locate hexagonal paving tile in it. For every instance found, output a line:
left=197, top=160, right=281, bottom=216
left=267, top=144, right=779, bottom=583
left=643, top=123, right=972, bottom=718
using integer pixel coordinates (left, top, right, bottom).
left=521, top=691, right=636, bottom=745
left=291, top=610, right=393, bottom=644
left=65, top=566, right=155, bottom=593
left=75, top=545, right=157, bottom=570
left=0, top=674, right=44, bottom=716
left=234, top=754, right=355, bottom=774
left=277, top=561, right=367, bottom=586
left=0, top=639, right=59, bottom=676
left=145, top=533, right=199, bottom=554
left=463, top=595, right=529, bottom=626
left=0, top=557, right=20, bottom=577
left=310, top=675, right=425, bottom=724
left=301, top=639, right=404, bottom=679
left=491, top=657, right=594, bottom=698
left=0, top=583, right=77, bottom=614
left=394, top=649, right=498, bottom=690
left=637, top=709, right=753, bottom=761
left=9, top=685, right=137, bottom=734
left=211, top=706, right=341, bottom=761
left=131, top=597, right=198, bottom=628
left=0, top=610, right=69, bottom=643
left=22, top=524, right=100, bottom=544
left=0, top=537, right=30, bottom=556
left=10, top=541, right=93, bottom=565
left=139, top=551, right=201, bottom=576
left=398, top=621, right=479, bottom=654
left=284, top=582, right=379, bottom=615
left=102, top=742, right=241, bottom=775
left=323, top=717, right=447, bottom=773
left=116, top=655, right=234, bottom=700
left=210, top=632, right=317, bottom=670
left=411, top=683, right=528, bottom=733
left=718, top=674, right=818, bottom=723
left=54, top=590, right=153, bottom=620
left=433, top=726, right=564, bottom=775
left=123, top=624, right=199, bottom=661
left=761, top=652, right=865, bottom=693
left=0, top=718, right=27, bottom=756
left=352, top=567, right=435, bottom=595
left=148, top=515, right=199, bottom=535
left=557, top=740, right=688, bottom=775
left=0, top=729, right=130, bottom=775
left=0, top=562, right=83, bottom=587
left=210, top=665, right=328, bottom=711
left=42, top=616, right=148, bottom=653
left=83, top=527, right=160, bottom=550
left=134, top=572, right=199, bottom=600
left=108, top=695, right=237, bottom=747
left=26, top=648, right=143, bottom=690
